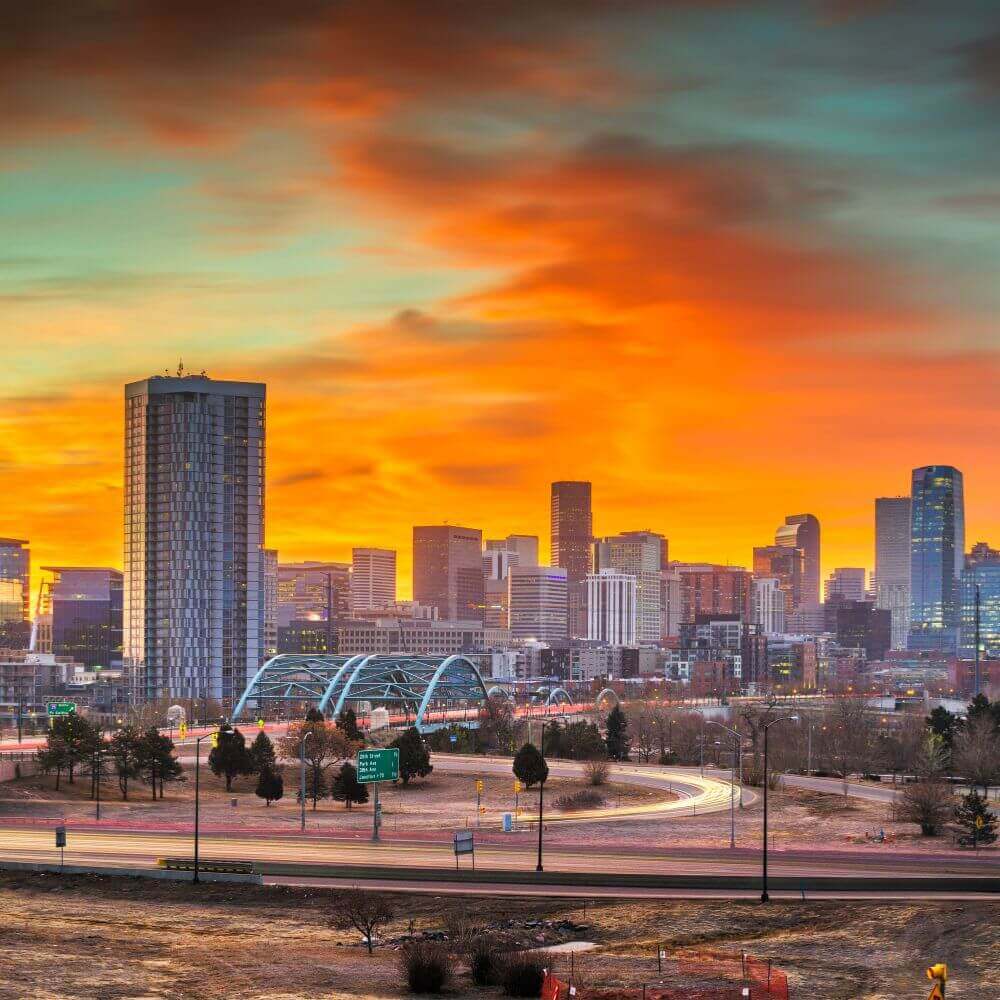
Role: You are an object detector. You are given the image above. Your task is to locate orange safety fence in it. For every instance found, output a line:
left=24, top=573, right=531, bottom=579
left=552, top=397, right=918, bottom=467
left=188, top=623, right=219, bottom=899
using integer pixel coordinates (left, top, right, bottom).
left=542, top=952, right=790, bottom=1000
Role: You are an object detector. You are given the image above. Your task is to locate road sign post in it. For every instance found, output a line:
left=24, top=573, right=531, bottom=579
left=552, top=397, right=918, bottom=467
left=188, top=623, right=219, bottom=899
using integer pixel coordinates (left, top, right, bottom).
left=55, top=825, right=66, bottom=869
left=357, top=748, right=399, bottom=842
left=454, top=830, right=474, bottom=869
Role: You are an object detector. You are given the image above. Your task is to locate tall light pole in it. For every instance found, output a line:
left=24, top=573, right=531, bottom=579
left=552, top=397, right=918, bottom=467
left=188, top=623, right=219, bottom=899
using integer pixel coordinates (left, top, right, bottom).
left=300, top=730, right=314, bottom=833
left=706, top=720, right=744, bottom=849
left=761, top=715, right=797, bottom=903
left=193, top=731, right=215, bottom=885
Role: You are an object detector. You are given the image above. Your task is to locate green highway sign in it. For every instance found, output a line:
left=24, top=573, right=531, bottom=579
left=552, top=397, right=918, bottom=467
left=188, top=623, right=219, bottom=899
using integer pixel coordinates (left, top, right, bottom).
left=357, top=747, right=399, bottom=784
left=47, top=702, right=77, bottom=717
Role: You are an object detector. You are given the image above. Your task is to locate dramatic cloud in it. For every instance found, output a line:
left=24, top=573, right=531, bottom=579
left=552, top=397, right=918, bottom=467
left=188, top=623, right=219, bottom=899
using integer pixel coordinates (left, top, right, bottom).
left=1, top=0, right=998, bottom=587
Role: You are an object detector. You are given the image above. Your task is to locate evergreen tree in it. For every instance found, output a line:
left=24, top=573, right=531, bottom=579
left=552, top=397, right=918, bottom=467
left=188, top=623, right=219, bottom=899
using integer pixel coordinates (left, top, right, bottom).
left=305, top=707, right=325, bottom=722
left=955, top=789, right=998, bottom=847
left=208, top=724, right=255, bottom=791
left=513, top=742, right=548, bottom=789
left=108, top=725, right=143, bottom=800
left=249, top=730, right=277, bottom=773
left=137, top=728, right=183, bottom=800
left=255, top=767, right=284, bottom=806
left=926, top=706, right=960, bottom=750
left=37, top=714, right=101, bottom=787
left=966, top=694, right=1000, bottom=734
left=542, top=721, right=564, bottom=758
left=299, top=767, right=328, bottom=806
left=605, top=705, right=630, bottom=761
left=390, top=727, right=433, bottom=786
left=337, top=708, right=363, bottom=742
left=331, top=762, right=369, bottom=809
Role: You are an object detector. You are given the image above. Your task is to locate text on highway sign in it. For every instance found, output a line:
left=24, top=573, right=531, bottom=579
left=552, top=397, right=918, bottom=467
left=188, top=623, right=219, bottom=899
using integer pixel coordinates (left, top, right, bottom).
left=357, top=747, right=399, bottom=783
left=47, top=702, right=76, bottom=717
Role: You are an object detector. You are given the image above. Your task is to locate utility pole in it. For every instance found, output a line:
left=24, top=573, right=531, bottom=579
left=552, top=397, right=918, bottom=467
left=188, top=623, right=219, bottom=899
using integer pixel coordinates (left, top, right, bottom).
left=326, top=573, right=334, bottom=657
left=974, top=583, right=981, bottom=698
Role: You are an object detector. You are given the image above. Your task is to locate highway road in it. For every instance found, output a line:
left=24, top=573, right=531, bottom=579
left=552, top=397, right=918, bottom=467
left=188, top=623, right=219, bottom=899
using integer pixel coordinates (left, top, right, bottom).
left=2, top=824, right=998, bottom=880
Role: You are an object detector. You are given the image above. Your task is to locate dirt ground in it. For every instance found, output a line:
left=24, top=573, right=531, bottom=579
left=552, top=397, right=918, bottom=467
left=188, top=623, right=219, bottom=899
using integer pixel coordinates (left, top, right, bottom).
left=0, top=765, right=670, bottom=833
left=0, top=873, right=996, bottom=999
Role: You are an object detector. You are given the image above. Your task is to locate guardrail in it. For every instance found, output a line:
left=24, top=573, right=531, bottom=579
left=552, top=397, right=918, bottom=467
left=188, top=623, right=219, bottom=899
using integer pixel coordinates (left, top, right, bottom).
left=157, top=857, right=255, bottom=875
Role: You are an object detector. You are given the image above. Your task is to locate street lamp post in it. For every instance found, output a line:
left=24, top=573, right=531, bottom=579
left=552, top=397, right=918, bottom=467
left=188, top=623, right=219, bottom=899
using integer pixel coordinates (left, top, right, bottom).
left=761, top=715, right=798, bottom=903
left=193, top=732, right=214, bottom=885
left=706, top=720, right=744, bottom=849
left=534, top=714, right=569, bottom=873
left=300, top=730, right=314, bottom=833
left=93, top=743, right=103, bottom=821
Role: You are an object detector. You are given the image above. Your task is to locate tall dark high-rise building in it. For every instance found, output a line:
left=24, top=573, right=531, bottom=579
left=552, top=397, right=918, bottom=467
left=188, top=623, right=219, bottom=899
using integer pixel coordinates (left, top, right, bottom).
left=413, top=525, right=484, bottom=621
left=551, top=481, right=592, bottom=582
left=124, top=374, right=265, bottom=703
left=0, top=538, right=30, bottom=649
left=551, top=481, right=592, bottom=639
left=875, top=496, right=911, bottom=650
left=774, top=514, right=820, bottom=606
left=908, top=465, right=964, bottom=654
left=44, top=567, right=123, bottom=668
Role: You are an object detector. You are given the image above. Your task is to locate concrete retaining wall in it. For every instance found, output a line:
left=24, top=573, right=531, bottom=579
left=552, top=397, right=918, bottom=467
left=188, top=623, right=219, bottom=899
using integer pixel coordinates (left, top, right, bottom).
left=0, top=860, right=263, bottom=884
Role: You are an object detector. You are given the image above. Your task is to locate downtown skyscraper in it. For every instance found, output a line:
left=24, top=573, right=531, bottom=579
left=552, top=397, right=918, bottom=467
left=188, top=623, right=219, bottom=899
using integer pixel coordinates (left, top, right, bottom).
left=875, top=496, right=911, bottom=650
left=908, top=465, right=964, bottom=654
left=774, top=513, right=821, bottom=607
left=124, top=373, right=266, bottom=704
left=412, top=525, right=484, bottom=621
left=551, top=481, right=592, bottom=637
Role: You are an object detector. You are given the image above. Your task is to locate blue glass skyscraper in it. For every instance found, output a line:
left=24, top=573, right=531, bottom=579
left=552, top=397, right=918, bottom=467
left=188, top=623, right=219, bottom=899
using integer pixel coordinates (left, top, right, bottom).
left=960, top=543, right=1000, bottom=661
left=908, top=466, right=964, bottom=654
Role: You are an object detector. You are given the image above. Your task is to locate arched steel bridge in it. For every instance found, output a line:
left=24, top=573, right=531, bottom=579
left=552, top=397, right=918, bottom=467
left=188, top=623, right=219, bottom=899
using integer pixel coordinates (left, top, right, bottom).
left=231, top=653, right=492, bottom=731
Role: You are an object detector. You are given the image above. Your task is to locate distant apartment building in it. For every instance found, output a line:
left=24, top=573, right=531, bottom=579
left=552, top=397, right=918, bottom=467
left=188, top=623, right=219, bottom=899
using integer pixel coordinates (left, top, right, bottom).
left=412, top=525, right=484, bottom=622
left=0, top=538, right=30, bottom=649
left=824, top=567, right=867, bottom=603
left=753, top=545, right=803, bottom=615
left=774, top=514, right=820, bottom=607
left=752, top=577, right=785, bottom=634
left=587, top=569, right=637, bottom=646
left=669, top=614, right=767, bottom=688
left=262, top=549, right=278, bottom=660
left=875, top=496, right=912, bottom=650
left=278, top=561, right=351, bottom=623
left=43, top=567, right=123, bottom=669
left=660, top=567, right=682, bottom=638
left=960, top=542, right=1000, bottom=661
left=673, top=564, right=753, bottom=624
left=508, top=565, right=568, bottom=643
left=350, top=548, right=396, bottom=614
left=485, top=534, right=539, bottom=568
left=593, top=531, right=664, bottom=642
left=767, top=636, right=819, bottom=691
left=832, top=599, right=892, bottom=661
left=123, top=373, right=265, bottom=703
left=338, top=618, right=490, bottom=656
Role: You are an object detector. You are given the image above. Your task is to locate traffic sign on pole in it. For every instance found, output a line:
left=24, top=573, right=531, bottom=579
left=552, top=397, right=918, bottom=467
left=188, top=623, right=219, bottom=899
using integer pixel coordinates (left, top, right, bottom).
left=357, top=747, right=399, bottom=783
left=47, top=702, right=76, bottom=717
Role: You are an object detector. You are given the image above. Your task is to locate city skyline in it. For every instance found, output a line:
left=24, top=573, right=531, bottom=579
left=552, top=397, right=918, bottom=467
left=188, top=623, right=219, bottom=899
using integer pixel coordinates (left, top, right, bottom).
left=2, top=2, right=998, bottom=599
left=1, top=375, right=995, bottom=605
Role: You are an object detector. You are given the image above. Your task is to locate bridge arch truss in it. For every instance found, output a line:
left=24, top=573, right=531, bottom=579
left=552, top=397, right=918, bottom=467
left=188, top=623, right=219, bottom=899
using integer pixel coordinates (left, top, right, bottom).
left=232, top=653, right=491, bottom=731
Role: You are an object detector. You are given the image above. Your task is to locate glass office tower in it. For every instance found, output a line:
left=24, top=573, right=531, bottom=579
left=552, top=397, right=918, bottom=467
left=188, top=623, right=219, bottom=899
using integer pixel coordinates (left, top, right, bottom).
left=908, top=466, right=964, bottom=654
left=124, top=374, right=265, bottom=704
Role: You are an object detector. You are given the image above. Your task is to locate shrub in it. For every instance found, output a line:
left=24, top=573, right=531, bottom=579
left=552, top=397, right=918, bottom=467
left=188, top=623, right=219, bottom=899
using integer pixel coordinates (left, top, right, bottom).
left=469, top=940, right=506, bottom=986
left=399, top=941, right=451, bottom=993
left=554, top=789, right=604, bottom=811
left=502, top=952, right=547, bottom=997
left=585, top=759, right=609, bottom=786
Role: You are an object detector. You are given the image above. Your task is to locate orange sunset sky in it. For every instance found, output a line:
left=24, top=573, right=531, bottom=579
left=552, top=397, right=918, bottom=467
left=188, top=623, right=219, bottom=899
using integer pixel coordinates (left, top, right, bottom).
left=1, top=1, right=998, bottom=597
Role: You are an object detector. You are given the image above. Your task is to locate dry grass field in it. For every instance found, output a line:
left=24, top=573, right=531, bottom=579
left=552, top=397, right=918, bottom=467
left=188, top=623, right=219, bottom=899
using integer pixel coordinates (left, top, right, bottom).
left=0, top=873, right=997, bottom=999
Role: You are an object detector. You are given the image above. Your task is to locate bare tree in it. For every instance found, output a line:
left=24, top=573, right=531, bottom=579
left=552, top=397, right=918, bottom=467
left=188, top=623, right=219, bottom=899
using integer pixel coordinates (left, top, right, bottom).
left=329, top=889, right=394, bottom=955
left=630, top=705, right=658, bottom=763
left=952, top=716, right=1000, bottom=797
left=822, top=700, right=878, bottom=796
left=280, top=720, right=359, bottom=810
left=896, top=733, right=955, bottom=837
